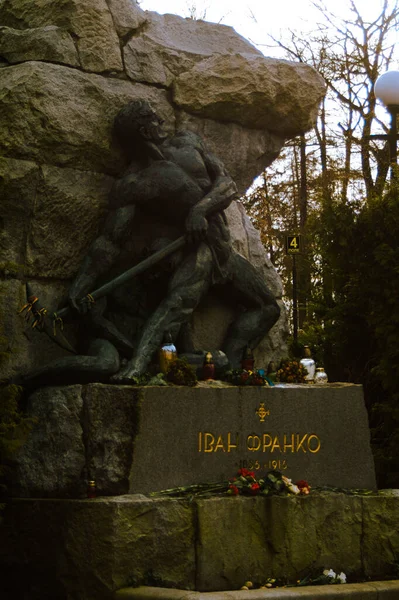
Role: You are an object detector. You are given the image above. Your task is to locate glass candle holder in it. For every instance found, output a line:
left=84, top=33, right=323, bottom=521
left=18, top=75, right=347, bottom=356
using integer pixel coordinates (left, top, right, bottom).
left=300, top=346, right=315, bottom=382
left=203, top=351, right=215, bottom=380
left=314, top=367, right=328, bottom=384
left=87, top=480, right=96, bottom=499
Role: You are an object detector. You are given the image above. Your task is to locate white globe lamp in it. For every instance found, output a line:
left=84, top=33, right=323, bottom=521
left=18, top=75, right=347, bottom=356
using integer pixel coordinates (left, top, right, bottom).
left=373, top=70, right=399, bottom=180
left=374, top=70, right=399, bottom=108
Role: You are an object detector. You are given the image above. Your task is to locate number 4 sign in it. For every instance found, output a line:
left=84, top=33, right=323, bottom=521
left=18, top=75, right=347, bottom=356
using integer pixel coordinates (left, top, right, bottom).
left=286, top=234, right=302, bottom=254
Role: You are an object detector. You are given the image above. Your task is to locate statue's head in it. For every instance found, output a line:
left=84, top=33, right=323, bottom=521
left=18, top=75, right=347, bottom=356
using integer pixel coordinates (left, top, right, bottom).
left=113, top=100, right=167, bottom=150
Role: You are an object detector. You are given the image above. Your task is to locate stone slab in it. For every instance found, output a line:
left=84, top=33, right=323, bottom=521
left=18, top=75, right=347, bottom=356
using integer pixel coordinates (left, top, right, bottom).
left=115, top=581, right=399, bottom=599
left=13, top=385, right=86, bottom=498
left=129, top=383, right=376, bottom=493
left=1, top=495, right=399, bottom=600
left=12, top=384, right=376, bottom=498
left=0, top=496, right=196, bottom=600
left=195, top=495, right=363, bottom=590
left=361, top=495, right=399, bottom=579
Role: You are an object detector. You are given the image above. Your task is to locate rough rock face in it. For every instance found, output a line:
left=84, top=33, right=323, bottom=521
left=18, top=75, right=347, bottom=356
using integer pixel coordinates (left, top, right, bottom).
left=174, top=54, right=325, bottom=135
left=0, top=0, right=326, bottom=379
left=12, top=384, right=142, bottom=498
left=0, top=61, right=173, bottom=173
left=0, top=25, right=79, bottom=65
left=13, top=385, right=86, bottom=498
left=123, top=11, right=263, bottom=87
left=0, top=0, right=124, bottom=72
left=1, top=494, right=398, bottom=599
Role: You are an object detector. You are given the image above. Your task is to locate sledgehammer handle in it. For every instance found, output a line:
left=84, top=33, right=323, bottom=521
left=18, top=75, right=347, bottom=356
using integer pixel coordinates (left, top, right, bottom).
left=56, top=235, right=186, bottom=320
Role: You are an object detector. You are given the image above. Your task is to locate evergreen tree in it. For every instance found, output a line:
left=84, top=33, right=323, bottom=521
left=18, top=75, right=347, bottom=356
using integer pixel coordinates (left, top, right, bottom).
left=243, top=0, right=399, bottom=486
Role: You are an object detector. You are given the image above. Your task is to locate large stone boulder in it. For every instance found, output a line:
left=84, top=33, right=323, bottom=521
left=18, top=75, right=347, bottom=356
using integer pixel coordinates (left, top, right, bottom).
left=0, top=0, right=326, bottom=380
left=0, top=61, right=174, bottom=173
left=0, top=0, right=124, bottom=72
left=0, top=25, right=79, bottom=66
left=123, top=11, right=263, bottom=87
left=173, top=54, right=325, bottom=135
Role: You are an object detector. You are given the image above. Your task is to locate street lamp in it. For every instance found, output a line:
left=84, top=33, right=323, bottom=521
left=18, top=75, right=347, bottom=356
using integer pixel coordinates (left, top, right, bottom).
left=373, top=70, right=399, bottom=182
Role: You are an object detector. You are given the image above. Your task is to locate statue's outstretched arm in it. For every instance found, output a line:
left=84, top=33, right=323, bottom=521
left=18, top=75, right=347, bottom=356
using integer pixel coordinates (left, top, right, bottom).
left=185, top=147, right=238, bottom=242
left=200, top=148, right=238, bottom=212
left=68, top=204, right=136, bottom=314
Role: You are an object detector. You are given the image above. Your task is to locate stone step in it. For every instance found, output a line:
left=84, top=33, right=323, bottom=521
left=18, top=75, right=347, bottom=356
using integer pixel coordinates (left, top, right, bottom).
left=115, top=581, right=399, bottom=599
left=2, top=494, right=399, bottom=599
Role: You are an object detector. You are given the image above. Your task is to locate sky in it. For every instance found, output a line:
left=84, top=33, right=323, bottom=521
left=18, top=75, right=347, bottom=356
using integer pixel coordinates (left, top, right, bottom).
left=138, top=0, right=396, bottom=60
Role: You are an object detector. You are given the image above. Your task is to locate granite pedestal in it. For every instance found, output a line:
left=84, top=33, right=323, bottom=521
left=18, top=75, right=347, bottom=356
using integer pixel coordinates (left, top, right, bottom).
left=11, top=383, right=376, bottom=498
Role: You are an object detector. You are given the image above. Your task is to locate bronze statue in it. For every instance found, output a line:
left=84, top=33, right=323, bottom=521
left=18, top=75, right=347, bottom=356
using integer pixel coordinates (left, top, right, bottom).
left=14, top=100, right=280, bottom=387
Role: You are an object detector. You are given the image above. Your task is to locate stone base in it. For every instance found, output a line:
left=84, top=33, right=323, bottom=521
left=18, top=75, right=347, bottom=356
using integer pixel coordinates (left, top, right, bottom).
left=114, top=581, right=399, bottom=600
left=1, top=493, right=399, bottom=600
left=11, top=383, right=376, bottom=498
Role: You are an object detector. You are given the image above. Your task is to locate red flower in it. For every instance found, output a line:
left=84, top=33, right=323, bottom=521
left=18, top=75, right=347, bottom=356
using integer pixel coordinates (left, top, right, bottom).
left=296, top=479, right=309, bottom=488
left=295, top=480, right=311, bottom=494
left=238, top=468, right=255, bottom=478
left=250, top=483, right=260, bottom=495
left=229, top=484, right=239, bottom=495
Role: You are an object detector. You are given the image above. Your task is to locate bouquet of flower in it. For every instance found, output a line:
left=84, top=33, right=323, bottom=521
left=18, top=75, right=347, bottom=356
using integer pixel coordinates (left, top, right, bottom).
left=322, top=569, right=347, bottom=584
left=228, top=469, right=310, bottom=497
left=295, top=569, right=347, bottom=586
left=166, top=358, right=197, bottom=386
left=239, top=568, right=346, bottom=591
left=276, top=359, right=307, bottom=383
left=151, top=468, right=310, bottom=499
left=224, top=369, right=269, bottom=386
left=227, top=467, right=261, bottom=496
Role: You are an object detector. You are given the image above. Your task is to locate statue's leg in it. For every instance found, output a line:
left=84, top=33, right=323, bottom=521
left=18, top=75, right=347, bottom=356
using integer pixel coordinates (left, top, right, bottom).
left=112, top=243, right=213, bottom=381
left=88, top=312, right=135, bottom=357
left=11, top=339, right=120, bottom=390
left=222, top=254, right=281, bottom=368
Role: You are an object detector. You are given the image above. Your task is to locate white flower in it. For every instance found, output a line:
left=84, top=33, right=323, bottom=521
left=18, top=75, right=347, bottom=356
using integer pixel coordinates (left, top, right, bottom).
left=323, top=569, right=336, bottom=579
left=337, top=572, right=346, bottom=583
left=282, top=476, right=300, bottom=494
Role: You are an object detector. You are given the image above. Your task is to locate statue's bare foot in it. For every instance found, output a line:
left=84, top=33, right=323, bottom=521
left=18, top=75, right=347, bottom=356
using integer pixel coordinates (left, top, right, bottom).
left=110, top=364, right=140, bottom=385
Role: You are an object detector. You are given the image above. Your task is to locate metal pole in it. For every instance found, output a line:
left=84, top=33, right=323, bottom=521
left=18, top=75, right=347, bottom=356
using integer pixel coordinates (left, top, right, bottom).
left=292, top=254, right=298, bottom=344
left=389, top=106, right=398, bottom=182
left=363, top=104, right=399, bottom=185
left=55, top=236, right=186, bottom=320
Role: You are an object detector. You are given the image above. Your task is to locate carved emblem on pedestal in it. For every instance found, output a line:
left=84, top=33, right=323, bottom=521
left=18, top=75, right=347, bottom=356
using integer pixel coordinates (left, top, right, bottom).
left=256, top=402, right=270, bottom=422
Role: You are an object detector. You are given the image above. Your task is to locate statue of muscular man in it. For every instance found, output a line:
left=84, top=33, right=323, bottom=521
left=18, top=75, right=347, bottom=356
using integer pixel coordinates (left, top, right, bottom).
left=14, top=100, right=280, bottom=387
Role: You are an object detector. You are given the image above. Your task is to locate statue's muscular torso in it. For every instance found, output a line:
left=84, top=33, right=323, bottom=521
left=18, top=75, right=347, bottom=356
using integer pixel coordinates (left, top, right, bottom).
left=109, top=131, right=215, bottom=227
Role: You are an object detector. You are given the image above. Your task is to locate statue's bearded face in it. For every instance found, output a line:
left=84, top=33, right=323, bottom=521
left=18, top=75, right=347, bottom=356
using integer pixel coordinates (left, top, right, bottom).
left=138, top=109, right=167, bottom=143
left=114, top=100, right=168, bottom=149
